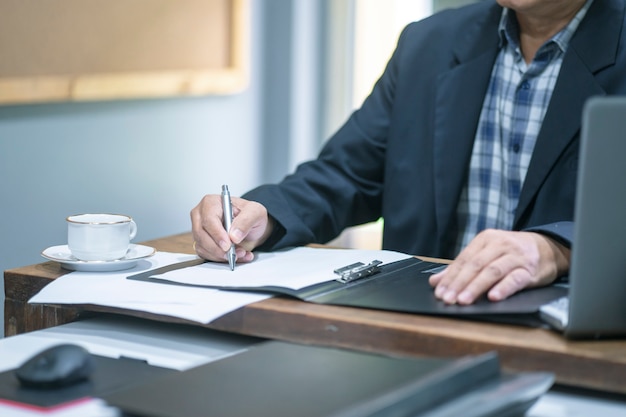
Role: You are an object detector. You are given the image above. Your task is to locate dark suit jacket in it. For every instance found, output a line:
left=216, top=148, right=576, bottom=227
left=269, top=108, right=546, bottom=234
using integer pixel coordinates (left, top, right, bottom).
left=245, top=0, right=626, bottom=259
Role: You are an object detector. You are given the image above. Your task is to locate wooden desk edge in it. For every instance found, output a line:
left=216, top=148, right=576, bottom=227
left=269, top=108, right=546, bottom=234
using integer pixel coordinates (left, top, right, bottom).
left=5, top=232, right=626, bottom=395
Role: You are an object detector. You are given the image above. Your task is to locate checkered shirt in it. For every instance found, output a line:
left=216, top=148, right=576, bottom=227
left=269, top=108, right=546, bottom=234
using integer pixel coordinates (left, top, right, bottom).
left=454, top=0, right=593, bottom=254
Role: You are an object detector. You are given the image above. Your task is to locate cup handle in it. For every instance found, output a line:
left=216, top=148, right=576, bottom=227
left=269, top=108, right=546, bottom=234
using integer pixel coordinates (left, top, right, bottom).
left=129, top=220, right=138, bottom=241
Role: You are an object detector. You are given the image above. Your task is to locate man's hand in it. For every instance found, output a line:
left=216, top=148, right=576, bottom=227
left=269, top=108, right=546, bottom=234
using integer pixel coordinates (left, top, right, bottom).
left=429, top=229, right=570, bottom=305
left=190, top=195, right=274, bottom=263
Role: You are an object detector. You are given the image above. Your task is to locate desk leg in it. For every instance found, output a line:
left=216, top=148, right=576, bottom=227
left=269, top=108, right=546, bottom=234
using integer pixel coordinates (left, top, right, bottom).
left=5, top=298, right=84, bottom=337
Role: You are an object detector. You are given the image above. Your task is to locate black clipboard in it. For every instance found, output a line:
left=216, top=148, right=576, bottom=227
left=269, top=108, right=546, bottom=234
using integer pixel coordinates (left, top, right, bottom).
left=127, top=255, right=567, bottom=326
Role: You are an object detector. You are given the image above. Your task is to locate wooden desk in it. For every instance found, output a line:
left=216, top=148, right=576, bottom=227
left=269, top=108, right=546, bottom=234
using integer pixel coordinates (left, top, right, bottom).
left=5, top=232, right=626, bottom=395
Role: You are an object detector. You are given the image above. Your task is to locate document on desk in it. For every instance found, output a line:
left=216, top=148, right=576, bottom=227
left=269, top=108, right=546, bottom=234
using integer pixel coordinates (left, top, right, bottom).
left=128, top=247, right=568, bottom=326
left=27, top=251, right=272, bottom=324
left=143, top=246, right=413, bottom=290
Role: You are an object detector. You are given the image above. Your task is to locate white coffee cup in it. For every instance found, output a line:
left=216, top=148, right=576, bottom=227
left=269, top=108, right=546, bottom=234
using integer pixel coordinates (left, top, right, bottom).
left=67, top=213, right=137, bottom=261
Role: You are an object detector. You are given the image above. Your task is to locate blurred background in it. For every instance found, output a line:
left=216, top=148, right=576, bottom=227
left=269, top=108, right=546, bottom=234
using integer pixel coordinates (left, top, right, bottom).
left=0, top=0, right=475, bottom=337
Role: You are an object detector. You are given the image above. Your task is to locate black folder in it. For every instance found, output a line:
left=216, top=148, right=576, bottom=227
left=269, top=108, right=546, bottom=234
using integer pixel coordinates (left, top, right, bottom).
left=128, top=256, right=567, bottom=326
left=104, top=341, right=553, bottom=417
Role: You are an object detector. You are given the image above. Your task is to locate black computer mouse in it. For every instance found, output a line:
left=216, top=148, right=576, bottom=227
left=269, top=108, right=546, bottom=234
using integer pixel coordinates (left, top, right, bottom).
left=15, top=343, right=96, bottom=389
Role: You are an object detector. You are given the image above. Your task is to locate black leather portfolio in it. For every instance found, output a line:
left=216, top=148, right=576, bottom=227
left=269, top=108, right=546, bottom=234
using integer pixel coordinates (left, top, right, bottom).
left=129, top=256, right=567, bottom=326
left=104, top=341, right=553, bottom=417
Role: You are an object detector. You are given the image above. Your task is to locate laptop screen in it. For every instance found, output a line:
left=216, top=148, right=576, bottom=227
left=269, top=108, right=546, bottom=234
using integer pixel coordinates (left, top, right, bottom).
left=566, top=96, right=626, bottom=338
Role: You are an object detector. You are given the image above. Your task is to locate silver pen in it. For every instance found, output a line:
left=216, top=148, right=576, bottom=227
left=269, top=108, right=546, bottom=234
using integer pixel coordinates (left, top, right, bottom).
left=221, top=184, right=236, bottom=271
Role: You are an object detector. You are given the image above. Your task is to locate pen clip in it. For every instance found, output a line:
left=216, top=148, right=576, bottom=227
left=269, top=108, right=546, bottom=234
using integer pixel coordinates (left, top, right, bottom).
left=334, top=260, right=383, bottom=283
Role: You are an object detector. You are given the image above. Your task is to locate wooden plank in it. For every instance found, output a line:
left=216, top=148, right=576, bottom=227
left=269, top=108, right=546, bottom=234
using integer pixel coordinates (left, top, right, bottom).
left=220, top=297, right=626, bottom=394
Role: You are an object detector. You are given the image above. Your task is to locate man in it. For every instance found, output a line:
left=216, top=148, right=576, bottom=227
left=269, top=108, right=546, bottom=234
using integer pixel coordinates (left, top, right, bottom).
left=191, top=0, right=626, bottom=305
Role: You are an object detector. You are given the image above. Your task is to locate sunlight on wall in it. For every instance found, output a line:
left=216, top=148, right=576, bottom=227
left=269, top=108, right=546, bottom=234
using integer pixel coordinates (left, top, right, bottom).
left=352, top=0, right=432, bottom=107
left=329, top=0, right=432, bottom=250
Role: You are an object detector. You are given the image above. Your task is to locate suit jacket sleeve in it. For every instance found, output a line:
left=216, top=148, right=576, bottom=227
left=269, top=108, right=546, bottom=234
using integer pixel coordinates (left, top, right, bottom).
left=524, top=222, right=574, bottom=248
left=243, top=23, right=412, bottom=249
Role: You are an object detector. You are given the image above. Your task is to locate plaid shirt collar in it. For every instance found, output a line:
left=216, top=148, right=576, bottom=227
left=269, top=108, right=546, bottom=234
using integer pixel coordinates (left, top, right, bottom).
left=498, top=0, right=594, bottom=55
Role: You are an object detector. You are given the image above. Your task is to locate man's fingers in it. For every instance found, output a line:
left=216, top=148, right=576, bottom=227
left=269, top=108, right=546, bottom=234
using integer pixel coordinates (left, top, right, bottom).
left=190, top=194, right=272, bottom=263
left=229, top=198, right=271, bottom=250
left=430, top=229, right=556, bottom=305
left=191, top=194, right=235, bottom=261
left=433, top=239, right=503, bottom=303
left=452, top=256, right=523, bottom=304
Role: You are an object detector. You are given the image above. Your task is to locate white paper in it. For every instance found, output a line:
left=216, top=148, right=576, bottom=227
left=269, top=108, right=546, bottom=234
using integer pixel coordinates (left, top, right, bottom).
left=28, top=251, right=271, bottom=324
left=153, top=246, right=412, bottom=290
left=0, top=316, right=258, bottom=374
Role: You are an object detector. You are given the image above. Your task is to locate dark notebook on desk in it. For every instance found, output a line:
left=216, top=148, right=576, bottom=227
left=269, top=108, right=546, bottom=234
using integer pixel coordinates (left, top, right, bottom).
left=104, top=340, right=553, bottom=417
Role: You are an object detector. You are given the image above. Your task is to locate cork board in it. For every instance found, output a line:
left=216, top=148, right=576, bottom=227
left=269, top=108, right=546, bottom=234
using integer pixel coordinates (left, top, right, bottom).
left=0, top=0, right=249, bottom=105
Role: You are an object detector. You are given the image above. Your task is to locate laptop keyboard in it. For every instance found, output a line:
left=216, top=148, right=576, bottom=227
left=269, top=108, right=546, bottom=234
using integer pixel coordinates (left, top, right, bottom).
left=539, top=296, right=569, bottom=331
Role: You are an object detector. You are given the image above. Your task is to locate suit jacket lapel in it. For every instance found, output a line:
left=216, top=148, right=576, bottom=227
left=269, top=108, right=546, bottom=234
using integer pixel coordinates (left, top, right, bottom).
left=432, top=7, right=501, bottom=247
left=515, top=0, right=624, bottom=225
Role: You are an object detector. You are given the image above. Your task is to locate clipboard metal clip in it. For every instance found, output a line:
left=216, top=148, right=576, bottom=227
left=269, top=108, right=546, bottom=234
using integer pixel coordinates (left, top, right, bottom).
left=334, top=260, right=383, bottom=283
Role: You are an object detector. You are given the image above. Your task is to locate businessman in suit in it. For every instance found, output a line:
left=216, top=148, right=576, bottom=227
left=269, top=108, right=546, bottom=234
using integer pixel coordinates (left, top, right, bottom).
left=191, top=0, right=626, bottom=305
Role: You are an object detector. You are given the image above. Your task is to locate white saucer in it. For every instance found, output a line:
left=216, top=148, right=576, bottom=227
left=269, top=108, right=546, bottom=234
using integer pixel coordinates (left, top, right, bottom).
left=41, top=244, right=156, bottom=272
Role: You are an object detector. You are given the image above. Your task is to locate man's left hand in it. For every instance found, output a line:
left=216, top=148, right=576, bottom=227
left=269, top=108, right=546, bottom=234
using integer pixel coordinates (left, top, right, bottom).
left=429, top=230, right=570, bottom=305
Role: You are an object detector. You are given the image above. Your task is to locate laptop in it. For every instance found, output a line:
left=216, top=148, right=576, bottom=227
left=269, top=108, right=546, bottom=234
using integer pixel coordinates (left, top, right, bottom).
left=539, top=96, right=626, bottom=339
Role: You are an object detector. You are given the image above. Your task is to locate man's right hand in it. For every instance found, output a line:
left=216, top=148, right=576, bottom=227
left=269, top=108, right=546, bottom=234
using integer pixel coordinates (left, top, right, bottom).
left=190, top=194, right=274, bottom=263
